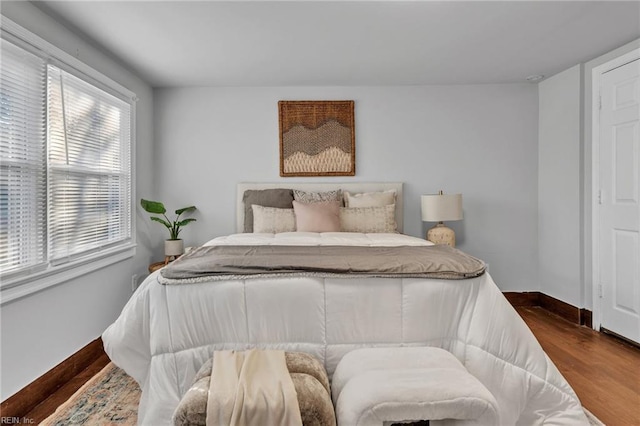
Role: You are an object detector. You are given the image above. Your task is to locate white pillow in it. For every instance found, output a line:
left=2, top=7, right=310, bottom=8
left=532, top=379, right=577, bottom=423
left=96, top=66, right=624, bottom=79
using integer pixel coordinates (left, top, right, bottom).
left=340, top=204, right=397, bottom=233
left=252, top=205, right=296, bottom=233
left=344, top=189, right=396, bottom=208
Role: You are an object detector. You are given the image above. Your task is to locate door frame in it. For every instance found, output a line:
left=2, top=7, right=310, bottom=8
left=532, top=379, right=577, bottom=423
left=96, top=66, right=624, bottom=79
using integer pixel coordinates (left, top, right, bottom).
left=591, top=48, right=640, bottom=331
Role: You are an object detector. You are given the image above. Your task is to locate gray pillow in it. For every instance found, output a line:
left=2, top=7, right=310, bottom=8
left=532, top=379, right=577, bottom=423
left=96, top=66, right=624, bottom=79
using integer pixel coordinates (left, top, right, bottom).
left=243, top=189, right=294, bottom=232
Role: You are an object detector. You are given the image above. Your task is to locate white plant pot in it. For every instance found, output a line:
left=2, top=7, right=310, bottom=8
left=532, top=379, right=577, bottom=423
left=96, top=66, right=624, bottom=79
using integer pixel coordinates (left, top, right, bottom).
left=164, top=239, right=184, bottom=257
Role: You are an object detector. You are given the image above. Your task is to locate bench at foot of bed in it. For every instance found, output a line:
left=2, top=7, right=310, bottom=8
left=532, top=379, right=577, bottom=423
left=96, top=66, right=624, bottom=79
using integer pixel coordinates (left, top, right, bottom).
left=173, top=351, right=336, bottom=426
left=332, top=347, right=499, bottom=426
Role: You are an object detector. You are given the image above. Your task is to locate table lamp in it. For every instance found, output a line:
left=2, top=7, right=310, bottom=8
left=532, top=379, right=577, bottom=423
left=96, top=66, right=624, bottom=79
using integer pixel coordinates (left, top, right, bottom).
left=421, top=191, right=463, bottom=247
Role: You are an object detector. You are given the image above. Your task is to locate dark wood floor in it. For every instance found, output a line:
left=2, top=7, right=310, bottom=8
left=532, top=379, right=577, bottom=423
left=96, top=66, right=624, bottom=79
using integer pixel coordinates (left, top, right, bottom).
left=18, top=307, right=640, bottom=425
left=517, top=306, right=640, bottom=425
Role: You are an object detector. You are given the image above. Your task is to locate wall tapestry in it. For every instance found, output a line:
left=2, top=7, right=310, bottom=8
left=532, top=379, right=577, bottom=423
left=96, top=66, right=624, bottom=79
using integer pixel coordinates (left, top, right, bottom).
left=279, top=100, right=355, bottom=177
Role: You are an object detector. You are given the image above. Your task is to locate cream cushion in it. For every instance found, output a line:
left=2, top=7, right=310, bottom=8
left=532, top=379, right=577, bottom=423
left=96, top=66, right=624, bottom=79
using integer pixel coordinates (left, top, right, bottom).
left=252, top=205, right=296, bottom=233
left=344, top=190, right=396, bottom=208
left=340, top=204, right=397, bottom=233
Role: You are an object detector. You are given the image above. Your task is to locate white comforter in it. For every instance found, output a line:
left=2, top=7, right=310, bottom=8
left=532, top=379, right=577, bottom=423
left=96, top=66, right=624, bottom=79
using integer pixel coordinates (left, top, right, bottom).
left=103, top=233, right=587, bottom=425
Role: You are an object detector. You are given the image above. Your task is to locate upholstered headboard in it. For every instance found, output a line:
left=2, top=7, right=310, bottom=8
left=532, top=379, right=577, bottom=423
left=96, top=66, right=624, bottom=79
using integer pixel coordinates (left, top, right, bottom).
left=236, top=182, right=404, bottom=233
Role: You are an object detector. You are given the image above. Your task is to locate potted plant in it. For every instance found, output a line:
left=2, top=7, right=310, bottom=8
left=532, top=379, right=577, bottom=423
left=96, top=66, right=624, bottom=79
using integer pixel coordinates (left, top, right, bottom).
left=140, top=199, right=196, bottom=259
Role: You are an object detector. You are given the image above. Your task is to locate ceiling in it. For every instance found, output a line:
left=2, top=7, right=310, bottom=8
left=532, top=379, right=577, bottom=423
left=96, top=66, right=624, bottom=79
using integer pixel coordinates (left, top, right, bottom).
left=34, top=1, right=640, bottom=88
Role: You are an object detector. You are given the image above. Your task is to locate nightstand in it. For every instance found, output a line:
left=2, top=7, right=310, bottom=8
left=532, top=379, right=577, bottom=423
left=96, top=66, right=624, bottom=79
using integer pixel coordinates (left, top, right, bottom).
left=148, top=261, right=167, bottom=273
left=149, top=253, right=184, bottom=273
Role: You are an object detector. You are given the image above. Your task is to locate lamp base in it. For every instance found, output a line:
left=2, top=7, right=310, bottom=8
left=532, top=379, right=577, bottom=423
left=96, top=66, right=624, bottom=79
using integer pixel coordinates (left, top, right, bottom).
left=426, top=222, right=456, bottom=247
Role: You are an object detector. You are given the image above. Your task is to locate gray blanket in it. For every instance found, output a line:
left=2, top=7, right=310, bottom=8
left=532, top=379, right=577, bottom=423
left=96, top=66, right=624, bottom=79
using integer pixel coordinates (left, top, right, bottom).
left=159, top=244, right=486, bottom=285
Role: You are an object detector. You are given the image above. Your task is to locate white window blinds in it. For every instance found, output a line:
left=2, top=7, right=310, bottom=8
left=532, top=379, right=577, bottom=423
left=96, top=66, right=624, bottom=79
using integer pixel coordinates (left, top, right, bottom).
left=0, top=30, right=134, bottom=283
left=47, top=65, right=132, bottom=262
left=0, top=39, right=47, bottom=275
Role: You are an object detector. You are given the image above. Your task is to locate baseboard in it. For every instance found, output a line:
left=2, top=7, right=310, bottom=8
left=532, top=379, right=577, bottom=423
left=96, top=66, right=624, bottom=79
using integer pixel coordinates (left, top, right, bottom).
left=579, top=308, right=593, bottom=328
left=539, top=293, right=581, bottom=324
left=503, top=291, right=540, bottom=307
left=504, top=291, right=592, bottom=328
left=0, top=337, right=106, bottom=420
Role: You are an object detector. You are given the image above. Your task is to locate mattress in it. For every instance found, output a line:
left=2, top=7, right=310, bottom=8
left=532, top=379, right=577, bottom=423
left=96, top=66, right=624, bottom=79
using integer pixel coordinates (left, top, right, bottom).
left=102, top=233, right=587, bottom=425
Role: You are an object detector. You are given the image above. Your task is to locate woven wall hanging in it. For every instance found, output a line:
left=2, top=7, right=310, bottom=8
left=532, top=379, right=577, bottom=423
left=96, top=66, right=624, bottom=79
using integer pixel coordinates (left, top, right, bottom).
left=279, top=100, right=355, bottom=177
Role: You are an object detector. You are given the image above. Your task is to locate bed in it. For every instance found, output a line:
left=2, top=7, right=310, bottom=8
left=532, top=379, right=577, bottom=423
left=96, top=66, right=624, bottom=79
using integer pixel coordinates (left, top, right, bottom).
left=102, top=182, right=588, bottom=425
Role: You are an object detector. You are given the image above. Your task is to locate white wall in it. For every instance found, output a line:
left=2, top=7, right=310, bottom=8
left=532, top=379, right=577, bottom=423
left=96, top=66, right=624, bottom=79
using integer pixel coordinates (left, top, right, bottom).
left=154, top=85, right=539, bottom=292
left=538, top=65, right=582, bottom=307
left=0, top=2, right=155, bottom=400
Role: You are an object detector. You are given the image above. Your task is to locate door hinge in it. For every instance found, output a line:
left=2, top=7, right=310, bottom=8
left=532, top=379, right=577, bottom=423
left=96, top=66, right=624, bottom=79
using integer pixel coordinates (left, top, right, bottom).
left=598, top=190, right=602, bottom=205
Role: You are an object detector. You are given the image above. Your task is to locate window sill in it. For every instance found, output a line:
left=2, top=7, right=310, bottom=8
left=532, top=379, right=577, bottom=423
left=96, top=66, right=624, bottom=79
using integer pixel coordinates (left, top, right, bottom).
left=0, top=244, right=136, bottom=305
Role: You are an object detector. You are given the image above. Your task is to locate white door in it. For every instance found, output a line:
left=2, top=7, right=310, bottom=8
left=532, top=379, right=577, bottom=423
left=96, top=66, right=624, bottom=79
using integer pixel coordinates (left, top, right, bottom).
left=599, top=58, right=640, bottom=343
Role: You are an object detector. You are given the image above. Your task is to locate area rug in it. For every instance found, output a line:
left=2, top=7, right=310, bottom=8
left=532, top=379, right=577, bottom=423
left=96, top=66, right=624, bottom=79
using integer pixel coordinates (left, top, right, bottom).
left=40, top=363, right=139, bottom=425
left=41, top=363, right=604, bottom=425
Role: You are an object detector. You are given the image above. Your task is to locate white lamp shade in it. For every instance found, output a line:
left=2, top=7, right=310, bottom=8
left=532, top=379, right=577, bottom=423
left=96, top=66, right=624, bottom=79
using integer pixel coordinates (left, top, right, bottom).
left=421, top=194, right=463, bottom=222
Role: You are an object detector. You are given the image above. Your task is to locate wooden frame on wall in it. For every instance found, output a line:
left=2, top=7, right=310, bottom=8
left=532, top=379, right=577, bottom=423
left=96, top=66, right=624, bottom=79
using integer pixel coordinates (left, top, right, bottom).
left=279, top=100, right=355, bottom=177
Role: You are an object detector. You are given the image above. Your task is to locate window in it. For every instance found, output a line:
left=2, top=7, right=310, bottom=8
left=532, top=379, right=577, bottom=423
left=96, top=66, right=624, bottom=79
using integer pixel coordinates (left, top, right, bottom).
left=47, top=65, right=132, bottom=263
left=0, top=39, right=47, bottom=276
left=0, top=21, right=135, bottom=292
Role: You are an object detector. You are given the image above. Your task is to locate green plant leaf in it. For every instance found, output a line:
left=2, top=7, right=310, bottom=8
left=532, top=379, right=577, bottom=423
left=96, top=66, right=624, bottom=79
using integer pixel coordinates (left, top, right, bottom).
left=150, top=216, right=171, bottom=228
left=141, top=199, right=166, bottom=214
left=176, top=218, right=196, bottom=227
left=142, top=200, right=196, bottom=241
left=175, top=206, right=196, bottom=215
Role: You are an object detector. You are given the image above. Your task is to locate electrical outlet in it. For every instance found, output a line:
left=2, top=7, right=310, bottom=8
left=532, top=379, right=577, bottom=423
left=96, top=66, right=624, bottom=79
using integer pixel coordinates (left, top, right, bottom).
left=131, top=274, right=140, bottom=293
